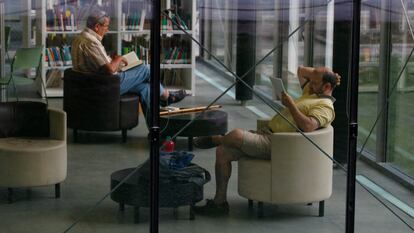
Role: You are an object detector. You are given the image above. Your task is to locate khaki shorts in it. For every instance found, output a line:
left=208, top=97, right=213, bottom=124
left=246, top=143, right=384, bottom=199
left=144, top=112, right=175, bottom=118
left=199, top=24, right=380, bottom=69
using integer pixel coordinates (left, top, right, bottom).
left=222, top=129, right=272, bottom=160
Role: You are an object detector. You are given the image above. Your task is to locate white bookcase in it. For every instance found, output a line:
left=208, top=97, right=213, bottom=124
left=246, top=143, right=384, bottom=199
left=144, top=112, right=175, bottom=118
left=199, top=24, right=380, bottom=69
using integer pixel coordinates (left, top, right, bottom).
left=36, top=0, right=196, bottom=98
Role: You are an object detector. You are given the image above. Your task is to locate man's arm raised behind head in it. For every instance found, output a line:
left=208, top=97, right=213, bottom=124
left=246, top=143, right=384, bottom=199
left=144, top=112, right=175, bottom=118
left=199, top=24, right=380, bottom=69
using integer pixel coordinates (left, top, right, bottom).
left=297, top=66, right=334, bottom=88
left=297, top=66, right=313, bottom=87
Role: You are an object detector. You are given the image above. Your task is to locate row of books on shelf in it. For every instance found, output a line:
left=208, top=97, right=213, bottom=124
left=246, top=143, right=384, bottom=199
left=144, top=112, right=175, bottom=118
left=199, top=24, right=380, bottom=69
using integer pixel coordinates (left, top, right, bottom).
left=161, top=14, right=191, bottom=31
left=122, top=46, right=149, bottom=65
left=170, top=13, right=190, bottom=30
left=162, top=47, right=190, bottom=64
left=44, top=45, right=189, bottom=68
left=45, top=46, right=72, bottom=67
left=45, top=67, right=190, bottom=89
left=161, top=69, right=185, bottom=87
left=121, top=10, right=146, bottom=31
left=47, top=0, right=80, bottom=8
left=46, top=8, right=80, bottom=32
left=46, top=0, right=114, bottom=32
left=47, top=0, right=114, bottom=10
left=45, top=64, right=188, bottom=89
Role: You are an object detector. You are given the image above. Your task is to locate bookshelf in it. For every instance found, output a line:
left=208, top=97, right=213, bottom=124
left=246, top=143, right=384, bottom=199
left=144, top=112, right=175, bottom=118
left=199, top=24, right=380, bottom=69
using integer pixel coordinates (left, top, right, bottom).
left=161, top=0, right=196, bottom=94
left=36, top=0, right=196, bottom=97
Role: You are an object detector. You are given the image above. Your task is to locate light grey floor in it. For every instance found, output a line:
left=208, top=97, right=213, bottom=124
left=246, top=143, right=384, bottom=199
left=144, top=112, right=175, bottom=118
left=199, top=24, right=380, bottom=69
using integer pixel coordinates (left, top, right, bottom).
left=0, top=62, right=413, bottom=233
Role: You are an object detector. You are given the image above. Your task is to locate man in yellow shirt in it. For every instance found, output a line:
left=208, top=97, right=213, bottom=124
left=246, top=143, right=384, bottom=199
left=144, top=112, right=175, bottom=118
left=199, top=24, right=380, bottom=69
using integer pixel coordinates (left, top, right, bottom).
left=194, top=66, right=341, bottom=214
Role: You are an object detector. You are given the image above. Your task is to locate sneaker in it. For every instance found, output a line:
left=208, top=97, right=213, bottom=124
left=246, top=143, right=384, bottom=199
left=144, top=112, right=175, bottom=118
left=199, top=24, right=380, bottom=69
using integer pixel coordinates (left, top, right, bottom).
left=194, top=199, right=229, bottom=215
left=160, top=90, right=187, bottom=107
left=193, top=136, right=216, bottom=149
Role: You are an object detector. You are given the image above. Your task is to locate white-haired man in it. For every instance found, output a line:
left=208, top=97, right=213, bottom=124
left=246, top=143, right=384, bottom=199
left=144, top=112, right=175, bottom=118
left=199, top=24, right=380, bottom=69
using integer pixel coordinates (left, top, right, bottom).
left=72, top=10, right=186, bottom=122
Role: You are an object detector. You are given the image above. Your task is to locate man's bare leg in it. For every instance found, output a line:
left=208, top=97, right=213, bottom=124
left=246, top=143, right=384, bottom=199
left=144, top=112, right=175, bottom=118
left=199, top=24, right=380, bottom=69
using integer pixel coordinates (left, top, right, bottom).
left=211, top=128, right=244, bottom=147
left=212, top=129, right=244, bottom=204
left=194, top=129, right=245, bottom=214
left=213, top=146, right=233, bottom=204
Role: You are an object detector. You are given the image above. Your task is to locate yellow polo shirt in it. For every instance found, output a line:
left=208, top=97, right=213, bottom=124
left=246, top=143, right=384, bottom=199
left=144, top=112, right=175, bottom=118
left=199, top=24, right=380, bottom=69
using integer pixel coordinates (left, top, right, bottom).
left=268, top=85, right=335, bottom=133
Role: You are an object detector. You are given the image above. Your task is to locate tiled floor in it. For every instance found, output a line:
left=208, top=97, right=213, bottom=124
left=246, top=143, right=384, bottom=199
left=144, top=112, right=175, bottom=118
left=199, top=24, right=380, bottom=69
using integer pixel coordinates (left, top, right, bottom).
left=0, top=61, right=413, bottom=233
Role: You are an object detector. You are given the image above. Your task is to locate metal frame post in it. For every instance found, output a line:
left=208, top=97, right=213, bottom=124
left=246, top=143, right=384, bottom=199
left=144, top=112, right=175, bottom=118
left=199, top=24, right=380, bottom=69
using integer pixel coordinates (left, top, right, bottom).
left=150, top=0, right=161, bottom=232
left=345, top=0, right=361, bottom=232
left=0, top=1, right=5, bottom=101
left=304, top=0, right=314, bottom=66
left=376, top=0, right=392, bottom=162
left=235, top=0, right=256, bottom=102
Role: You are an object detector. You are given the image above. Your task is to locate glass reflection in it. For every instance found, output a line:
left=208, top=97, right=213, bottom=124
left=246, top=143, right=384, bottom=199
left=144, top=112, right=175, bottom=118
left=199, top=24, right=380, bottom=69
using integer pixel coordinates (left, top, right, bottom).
left=388, top=1, right=414, bottom=177
left=358, top=0, right=380, bottom=155
left=0, top=0, right=412, bottom=233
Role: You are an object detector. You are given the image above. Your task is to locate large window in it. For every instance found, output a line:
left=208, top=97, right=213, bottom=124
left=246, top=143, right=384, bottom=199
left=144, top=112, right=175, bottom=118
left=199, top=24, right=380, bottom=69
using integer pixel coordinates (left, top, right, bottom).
left=387, top=2, right=414, bottom=177
left=358, top=0, right=414, bottom=179
left=0, top=1, right=412, bottom=233
left=358, top=0, right=380, bottom=156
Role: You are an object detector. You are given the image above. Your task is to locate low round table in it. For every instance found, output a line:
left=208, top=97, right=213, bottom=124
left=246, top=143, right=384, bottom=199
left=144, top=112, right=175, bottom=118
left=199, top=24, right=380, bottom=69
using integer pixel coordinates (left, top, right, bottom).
left=110, top=167, right=205, bottom=223
left=160, top=109, right=228, bottom=150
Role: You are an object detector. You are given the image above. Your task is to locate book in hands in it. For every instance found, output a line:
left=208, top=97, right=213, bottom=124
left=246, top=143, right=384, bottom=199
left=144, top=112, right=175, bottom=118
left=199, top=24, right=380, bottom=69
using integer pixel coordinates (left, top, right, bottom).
left=120, top=52, right=143, bottom=71
left=271, top=77, right=286, bottom=99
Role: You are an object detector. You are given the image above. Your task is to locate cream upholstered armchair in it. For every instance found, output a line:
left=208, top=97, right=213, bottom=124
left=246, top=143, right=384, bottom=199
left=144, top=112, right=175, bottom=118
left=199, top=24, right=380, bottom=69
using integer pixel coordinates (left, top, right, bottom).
left=0, top=102, right=67, bottom=203
left=238, top=119, right=333, bottom=217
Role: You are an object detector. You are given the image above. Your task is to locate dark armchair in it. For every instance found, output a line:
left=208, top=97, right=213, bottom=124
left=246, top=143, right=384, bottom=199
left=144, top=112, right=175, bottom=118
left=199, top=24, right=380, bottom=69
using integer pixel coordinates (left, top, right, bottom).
left=63, top=69, right=140, bottom=142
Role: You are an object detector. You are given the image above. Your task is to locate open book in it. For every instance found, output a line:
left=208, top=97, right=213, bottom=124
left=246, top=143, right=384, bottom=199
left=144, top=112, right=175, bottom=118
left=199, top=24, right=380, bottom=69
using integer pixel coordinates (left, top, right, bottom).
left=271, top=77, right=286, bottom=99
left=120, top=52, right=143, bottom=71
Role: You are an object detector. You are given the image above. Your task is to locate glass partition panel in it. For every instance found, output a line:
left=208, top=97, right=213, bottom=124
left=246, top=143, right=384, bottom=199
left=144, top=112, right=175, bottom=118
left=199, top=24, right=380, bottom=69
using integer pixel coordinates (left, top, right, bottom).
left=356, top=2, right=414, bottom=232
left=1, top=0, right=152, bottom=232
left=1, top=0, right=413, bottom=233
left=358, top=0, right=380, bottom=156
left=160, top=1, right=347, bottom=233
left=387, top=1, right=414, bottom=177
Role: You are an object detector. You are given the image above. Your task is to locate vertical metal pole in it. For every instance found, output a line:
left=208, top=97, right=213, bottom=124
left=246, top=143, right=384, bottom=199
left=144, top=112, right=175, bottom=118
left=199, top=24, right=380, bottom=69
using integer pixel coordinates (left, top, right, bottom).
left=224, top=0, right=235, bottom=70
left=304, top=0, right=314, bottom=67
left=150, top=0, right=161, bottom=232
left=235, top=0, right=256, bottom=103
left=199, top=0, right=205, bottom=57
left=22, top=0, right=31, bottom=47
left=273, top=0, right=284, bottom=83
left=325, top=0, right=334, bottom=68
left=345, top=0, right=361, bottom=233
left=0, top=1, right=5, bottom=102
left=288, top=0, right=299, bottom=74
left=203, top=0, right=212, bottom=60
left=376, top=0, right=391, bottom=162
left=332, top=1, right=352, bottom=165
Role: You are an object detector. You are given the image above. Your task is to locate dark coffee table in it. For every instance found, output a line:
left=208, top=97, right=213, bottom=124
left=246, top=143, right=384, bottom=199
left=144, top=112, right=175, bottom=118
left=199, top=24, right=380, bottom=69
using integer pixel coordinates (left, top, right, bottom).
left=160, top=109, right=228, bottom=150
left=110, top=167, right=207, bottom=223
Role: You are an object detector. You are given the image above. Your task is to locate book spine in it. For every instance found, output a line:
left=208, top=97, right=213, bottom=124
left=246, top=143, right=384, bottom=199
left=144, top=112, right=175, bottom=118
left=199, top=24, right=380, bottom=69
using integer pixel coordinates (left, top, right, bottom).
left=139, top=9, right=146, bottom=31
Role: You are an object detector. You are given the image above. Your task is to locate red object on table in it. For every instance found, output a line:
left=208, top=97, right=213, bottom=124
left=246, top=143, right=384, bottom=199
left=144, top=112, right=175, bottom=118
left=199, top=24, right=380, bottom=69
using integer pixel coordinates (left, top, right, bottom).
left=162, top=136, right=175, bottom=152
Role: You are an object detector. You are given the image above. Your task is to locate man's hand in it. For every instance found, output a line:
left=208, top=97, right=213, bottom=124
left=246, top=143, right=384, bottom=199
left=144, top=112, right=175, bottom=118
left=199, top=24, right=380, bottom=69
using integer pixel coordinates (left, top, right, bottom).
left=113, top=55, right=128, bottom=71
left=333, top=72, right=341, bottom=86
left=112, top=55, right=128, bottom=66
left=282, top=90, right=320, bottom=132
left=297, top=66, right=341, bottom=88
left=281, top=91, right=295, bottom=108
left=101, top=55, right=127, bottom=74
left=121, top=56, right=128, bottom=66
